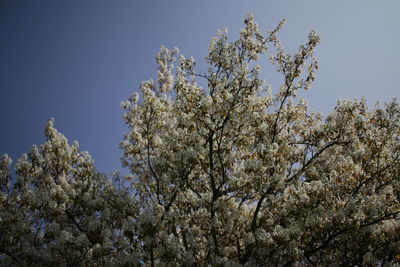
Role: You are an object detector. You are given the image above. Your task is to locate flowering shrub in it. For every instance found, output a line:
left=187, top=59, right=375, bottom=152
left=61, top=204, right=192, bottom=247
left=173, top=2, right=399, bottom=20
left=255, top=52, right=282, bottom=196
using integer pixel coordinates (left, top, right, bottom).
left=1, top=13, right=399, bottom=266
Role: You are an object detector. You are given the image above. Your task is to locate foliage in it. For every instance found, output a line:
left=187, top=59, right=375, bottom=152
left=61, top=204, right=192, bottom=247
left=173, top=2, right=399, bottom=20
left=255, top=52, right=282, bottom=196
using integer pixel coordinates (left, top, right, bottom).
left=1, top=13, right=399, bottom=266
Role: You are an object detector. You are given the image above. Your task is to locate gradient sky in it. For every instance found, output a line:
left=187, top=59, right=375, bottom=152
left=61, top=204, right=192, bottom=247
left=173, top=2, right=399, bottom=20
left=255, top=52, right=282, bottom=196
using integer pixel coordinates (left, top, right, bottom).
left=1, top=0, right=399, bottom=174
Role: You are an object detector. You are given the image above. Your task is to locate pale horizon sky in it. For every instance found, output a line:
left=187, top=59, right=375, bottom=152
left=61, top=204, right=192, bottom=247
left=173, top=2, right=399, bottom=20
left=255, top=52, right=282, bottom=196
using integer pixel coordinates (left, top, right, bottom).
left=1, top=0, right=399, bottom=173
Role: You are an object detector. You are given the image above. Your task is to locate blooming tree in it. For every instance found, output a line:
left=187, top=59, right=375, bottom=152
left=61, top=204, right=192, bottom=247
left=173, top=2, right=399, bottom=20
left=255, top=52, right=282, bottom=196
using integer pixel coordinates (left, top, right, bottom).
left=0, top=119, right=146, bottom=265
left=1, top=13, right=400, bottom=266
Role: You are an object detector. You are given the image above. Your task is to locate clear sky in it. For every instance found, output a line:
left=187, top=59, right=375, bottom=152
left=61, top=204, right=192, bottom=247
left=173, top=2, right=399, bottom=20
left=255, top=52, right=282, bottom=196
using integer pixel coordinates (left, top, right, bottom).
left=1, top=0, right=399, bottom=174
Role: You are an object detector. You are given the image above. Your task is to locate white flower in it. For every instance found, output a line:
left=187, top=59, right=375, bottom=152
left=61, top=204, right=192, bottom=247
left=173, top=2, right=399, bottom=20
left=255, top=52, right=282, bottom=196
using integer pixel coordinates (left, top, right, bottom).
left=308, top=30, right=320, bottom=44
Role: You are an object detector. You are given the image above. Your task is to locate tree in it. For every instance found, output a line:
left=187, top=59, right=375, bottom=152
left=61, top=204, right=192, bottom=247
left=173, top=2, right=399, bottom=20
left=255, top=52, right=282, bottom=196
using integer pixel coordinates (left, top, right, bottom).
left=1, top=13, right=400, bottom=266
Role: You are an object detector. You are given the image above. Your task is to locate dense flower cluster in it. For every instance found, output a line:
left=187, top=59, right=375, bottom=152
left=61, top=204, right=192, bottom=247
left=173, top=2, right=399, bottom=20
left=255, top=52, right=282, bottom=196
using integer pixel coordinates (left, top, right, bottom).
left=1, top=13, right=399, bottom=266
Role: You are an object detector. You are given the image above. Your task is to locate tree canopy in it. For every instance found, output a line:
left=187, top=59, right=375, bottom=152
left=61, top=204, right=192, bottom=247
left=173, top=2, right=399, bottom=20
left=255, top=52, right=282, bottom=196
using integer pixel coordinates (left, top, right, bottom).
left=1, top=13, right=399, bottom=266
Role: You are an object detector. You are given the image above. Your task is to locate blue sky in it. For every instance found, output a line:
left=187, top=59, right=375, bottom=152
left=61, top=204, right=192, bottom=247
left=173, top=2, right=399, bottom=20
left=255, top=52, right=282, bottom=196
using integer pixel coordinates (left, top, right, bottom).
left=1, top=0, right=399, bottom=173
